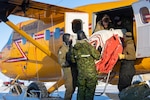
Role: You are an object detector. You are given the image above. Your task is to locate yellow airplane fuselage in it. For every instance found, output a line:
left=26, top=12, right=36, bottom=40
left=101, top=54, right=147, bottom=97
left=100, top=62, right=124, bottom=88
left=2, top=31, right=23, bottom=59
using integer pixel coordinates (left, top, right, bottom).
left=0, top=19, right=65, bottom=82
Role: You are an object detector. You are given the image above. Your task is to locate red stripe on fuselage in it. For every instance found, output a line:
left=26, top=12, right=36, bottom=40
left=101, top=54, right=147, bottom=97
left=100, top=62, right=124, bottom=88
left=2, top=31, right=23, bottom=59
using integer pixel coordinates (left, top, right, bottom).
left=5, top=40, right=28, bottom=62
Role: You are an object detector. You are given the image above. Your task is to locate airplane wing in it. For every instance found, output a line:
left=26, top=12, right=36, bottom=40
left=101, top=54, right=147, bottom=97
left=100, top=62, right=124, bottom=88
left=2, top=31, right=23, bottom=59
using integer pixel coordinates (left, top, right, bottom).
left=0, top=0, right=81, bottom=23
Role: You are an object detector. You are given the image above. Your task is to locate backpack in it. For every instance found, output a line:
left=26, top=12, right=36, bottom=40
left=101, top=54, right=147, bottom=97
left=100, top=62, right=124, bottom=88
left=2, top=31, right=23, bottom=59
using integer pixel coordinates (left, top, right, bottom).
left=119, top=82, right=150, bottom=100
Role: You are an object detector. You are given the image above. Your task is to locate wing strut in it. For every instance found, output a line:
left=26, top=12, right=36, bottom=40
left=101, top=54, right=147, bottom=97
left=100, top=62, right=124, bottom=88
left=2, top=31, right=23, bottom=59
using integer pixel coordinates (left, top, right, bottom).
left=5, top=20, right=57, bottom=62
left=47, top=77, right=64, bottom=93
left=0, top=5, right=57, bottom=62
left=1, top=17, right=57, bottom=62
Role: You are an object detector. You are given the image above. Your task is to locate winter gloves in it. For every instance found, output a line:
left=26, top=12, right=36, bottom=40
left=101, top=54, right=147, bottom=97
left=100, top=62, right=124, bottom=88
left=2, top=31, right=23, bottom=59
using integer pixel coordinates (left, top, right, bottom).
left=119, top=54, right=125, bottom=59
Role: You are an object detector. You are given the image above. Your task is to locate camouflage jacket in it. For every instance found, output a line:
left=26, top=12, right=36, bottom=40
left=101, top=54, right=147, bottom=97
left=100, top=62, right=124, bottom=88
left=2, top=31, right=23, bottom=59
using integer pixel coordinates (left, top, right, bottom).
left=71, top=40, right=100, bottom=78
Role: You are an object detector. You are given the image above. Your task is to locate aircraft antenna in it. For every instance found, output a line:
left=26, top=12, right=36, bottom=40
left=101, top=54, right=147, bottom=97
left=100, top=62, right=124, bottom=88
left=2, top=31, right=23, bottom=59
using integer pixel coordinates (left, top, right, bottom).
left=34, top=47, right=39, bottom=81
left=50, top=14, right=55, bottom=52
left=50, top=14, right=60, bottom=96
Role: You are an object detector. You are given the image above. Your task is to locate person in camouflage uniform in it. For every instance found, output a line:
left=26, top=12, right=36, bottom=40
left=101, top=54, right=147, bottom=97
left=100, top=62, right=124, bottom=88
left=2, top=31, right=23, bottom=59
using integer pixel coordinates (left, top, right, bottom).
left=58, top=33, right=77, bottom=100
left=71, top=30, right=100, bottom=100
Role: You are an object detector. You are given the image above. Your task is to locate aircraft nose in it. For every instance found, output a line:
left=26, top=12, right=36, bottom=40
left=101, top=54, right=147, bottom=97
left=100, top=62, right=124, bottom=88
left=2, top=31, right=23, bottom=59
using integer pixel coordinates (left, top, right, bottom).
left=0, top=52, right=2, bottom=59
left=0, top=52, right=2, bottom=70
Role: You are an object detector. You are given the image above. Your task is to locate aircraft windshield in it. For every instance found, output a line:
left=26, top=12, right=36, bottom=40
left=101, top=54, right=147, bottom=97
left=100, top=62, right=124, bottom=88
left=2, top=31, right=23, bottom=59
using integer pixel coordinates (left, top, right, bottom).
left=2, top=33, right=13, bottom=50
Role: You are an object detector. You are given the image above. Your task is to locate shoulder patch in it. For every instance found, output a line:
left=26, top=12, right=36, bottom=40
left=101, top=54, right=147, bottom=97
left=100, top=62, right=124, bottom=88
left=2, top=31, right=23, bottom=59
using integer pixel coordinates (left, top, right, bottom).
left=58, top=51, right=62, bottom=55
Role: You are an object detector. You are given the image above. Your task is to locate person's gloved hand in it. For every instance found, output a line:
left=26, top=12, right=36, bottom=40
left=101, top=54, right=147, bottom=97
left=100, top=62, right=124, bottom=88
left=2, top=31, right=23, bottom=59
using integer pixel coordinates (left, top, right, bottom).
left=118, top=54, right=125, bottom=59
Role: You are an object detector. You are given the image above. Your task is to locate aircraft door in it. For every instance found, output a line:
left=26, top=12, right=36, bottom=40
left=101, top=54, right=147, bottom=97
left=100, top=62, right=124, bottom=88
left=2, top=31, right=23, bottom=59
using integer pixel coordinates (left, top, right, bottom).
left=65, top=12, right=89, bottom=46
left=132, top=0, right=150, bottom=58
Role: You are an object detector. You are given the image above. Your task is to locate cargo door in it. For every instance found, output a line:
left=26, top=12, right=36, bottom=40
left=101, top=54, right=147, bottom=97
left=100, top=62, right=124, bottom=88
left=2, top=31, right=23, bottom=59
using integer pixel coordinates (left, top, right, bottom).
left=65, top=12, right=89, bottom=45
left=132, top=0, right=150, bottom=58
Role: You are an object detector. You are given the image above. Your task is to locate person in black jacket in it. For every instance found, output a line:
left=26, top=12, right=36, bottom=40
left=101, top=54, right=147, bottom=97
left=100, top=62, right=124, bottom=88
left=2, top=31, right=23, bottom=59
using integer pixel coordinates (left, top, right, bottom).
left=118, top=32, right=136, bottom=92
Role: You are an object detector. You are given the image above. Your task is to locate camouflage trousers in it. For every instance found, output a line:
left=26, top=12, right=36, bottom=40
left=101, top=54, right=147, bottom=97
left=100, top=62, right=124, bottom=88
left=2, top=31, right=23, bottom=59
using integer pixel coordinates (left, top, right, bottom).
left=77, top=76, right=97, bottom=100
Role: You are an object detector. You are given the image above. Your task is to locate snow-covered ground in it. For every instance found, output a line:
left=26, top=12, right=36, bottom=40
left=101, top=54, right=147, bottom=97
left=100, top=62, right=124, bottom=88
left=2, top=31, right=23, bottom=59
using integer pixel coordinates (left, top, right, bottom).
left=0, top=81, right=119, bottom=100
left=50, top=82, right=119, bottom=100
left=0, top=74, right=150, bottom=100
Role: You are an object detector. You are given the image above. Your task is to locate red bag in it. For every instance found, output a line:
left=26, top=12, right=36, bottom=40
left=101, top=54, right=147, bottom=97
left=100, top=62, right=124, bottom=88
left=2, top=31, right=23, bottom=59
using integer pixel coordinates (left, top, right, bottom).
left=96, top=34, right=123, bottom=73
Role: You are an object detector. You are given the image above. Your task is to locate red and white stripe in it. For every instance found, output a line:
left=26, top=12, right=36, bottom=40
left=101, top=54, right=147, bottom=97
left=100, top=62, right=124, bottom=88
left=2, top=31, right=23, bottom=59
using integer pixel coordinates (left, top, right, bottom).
left=5, top=40, right=28, bottom=62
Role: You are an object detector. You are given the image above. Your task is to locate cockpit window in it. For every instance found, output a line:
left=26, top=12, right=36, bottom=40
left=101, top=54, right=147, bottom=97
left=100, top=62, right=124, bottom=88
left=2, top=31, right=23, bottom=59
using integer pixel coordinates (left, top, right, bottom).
left=72, top=19, right=82, bottom=33
left=2, top=33, right=13, bottom=50
left=140, top=7, right=150, bottom=23
left=6, top=33, right=13, bottom=45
